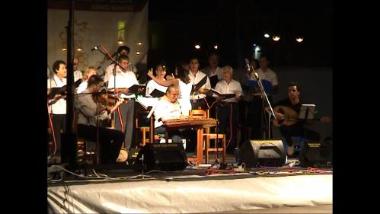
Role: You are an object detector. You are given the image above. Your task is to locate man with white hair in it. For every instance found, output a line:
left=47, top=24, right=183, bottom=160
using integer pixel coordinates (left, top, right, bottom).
left=214, top=65, right=243, bottom=152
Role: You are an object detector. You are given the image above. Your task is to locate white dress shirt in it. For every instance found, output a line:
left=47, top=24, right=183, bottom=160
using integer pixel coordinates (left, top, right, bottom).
left=145, top=80, right=168, bottom=96
left=74, top=70, right=83, bottom=82
left=105, top=65, right=139, bottom=89
left=76, top=80, right=88, bottom=94
left=178, top=80, right=192, bottom=116
left=250, top=68, right=278, bottom=87
left=188, top=70, right=211, bottom=100
left=153, top=98, right=183, bottom=128
left=214, top=79, right=243, bottom=103
left=47, top=75, right=67, bottom=114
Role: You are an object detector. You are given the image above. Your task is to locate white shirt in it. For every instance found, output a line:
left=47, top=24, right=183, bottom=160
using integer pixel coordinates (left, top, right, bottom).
left=178, top=80, right=192, bottom=116
left=104, top=63, right=137, bottom=82
left=251, top=68, right=278, bottom=87
left=214, top=79, right=243, bottom=103
left=145, top=80, right=168, bottom=96
left=77, top=80, right=88, bottom=94
left=204, top=66, right=223, bottom=80
left=153, top=98, right=183, bottom=128
left=188, top=70, right=211, bottom=100
left=74, top=70, right=83, bottom=82
left=105, top=65, right=139, bottom=89
left=47, top=75, right=67, bottom=114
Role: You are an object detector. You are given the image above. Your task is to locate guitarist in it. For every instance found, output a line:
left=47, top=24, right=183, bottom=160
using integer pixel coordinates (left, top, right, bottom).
left=75, top=75, right=124, bottom=164
left=272, top=82, right=321, bottom=156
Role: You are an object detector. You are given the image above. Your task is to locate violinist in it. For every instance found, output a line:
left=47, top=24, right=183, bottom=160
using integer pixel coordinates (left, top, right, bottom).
left=77, top=66, right=97, bottom=94
left=75, top=75, right=124, bottom=164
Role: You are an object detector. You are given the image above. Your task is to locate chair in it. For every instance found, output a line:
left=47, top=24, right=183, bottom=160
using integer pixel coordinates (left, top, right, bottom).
left=190, top=109, right=226, bottom=163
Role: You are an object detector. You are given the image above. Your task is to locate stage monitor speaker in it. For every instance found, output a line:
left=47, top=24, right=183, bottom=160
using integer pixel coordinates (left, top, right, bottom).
left=300, top=141, right=332, bottom=167
left=239, top=140, right=286, bottom=167
left=134, top=143, right=187, bottom=171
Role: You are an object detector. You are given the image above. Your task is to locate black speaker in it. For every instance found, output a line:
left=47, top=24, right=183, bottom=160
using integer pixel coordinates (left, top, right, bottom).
left=239, top=140, right=286, bottom=167
left=300, top=141, right=332, bottom=167
left=134, top=143, right=187, bottom=171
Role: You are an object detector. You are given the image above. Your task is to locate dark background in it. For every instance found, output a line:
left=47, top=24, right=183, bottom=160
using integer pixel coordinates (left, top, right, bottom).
left=148, top=0, right=332, bottom=68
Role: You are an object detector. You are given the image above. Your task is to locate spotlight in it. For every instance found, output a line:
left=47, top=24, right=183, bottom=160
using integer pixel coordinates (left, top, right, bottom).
left=214, top=45, right=218, bottom=50
left=296, top=37, right=304, bottom=43
left=264, top=33, right=270, bottom=38
left=195, top=44, right=201, bottom=49
left=272, top=36, right=280, bottom=41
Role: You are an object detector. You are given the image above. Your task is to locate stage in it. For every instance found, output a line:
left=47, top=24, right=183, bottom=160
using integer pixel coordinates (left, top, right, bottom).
left=47, top=164, right=332, bottom=213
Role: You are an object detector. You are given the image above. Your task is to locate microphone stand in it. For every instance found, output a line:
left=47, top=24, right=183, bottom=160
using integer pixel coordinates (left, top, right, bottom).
left=251, top=73, right=277, bottom=139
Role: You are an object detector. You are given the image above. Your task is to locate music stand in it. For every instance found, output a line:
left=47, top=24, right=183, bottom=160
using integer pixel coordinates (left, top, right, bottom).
left=299, top=104, right=316, bottom=120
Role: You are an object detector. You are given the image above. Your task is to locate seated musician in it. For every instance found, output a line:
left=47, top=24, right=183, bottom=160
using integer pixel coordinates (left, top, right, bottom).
left=75, top=75, right=124, bottom=164
left=77, top=66, right=97, bottom=94
left=214, top=65, right=243, bottom=152
left=272, top=82, right=329, bottom=156
left=153, top=85, right=187, bottom=143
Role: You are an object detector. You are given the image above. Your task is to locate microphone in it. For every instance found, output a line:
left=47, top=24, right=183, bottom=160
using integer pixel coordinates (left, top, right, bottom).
left=244, top=58, right=259, bottom=80
left=244, top=58, right=251, bottom=72
left=91, top=45, right=99, bottom=51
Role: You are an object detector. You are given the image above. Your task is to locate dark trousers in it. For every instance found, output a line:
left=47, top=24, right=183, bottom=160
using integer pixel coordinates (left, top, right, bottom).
left=279, top=124, right=320, bottom=146
left=216, top=102, right=239, bottom=151
left=77, top=124, right=123, bottom=164
left=51, top=114, right=66, bottom=156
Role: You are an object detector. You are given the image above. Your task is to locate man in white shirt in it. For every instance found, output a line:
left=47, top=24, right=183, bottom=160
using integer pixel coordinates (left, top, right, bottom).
left=47, top=60, right=67, bottom=162
left=154, top=86, right=186, bottom=143
left=104, top=46, right=138, bottom=81
left=104, top=55, right=139, bottom=151
left=202, top=53, right=223, bottom=88
left=214, top=65, right=243, bottom=153
left=188, top=58, right=211, bottom=110
left=250, top=56, right=279, bottom=93
left=73, top=57, right=83, bottom=82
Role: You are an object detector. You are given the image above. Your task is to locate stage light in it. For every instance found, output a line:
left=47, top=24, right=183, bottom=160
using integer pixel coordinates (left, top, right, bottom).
left=214, top=45, right=218, bottom=50
left=272, top=36, right=280, bottom=42
left=264, top=33, right=270, bottom=38
left=195, top=44, right=201, bottom=49
left=137, top=42, right=142, bottom=46
left=136, top=51, right=141, bottom=55
left=296, top=37, right=304, bottom=43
